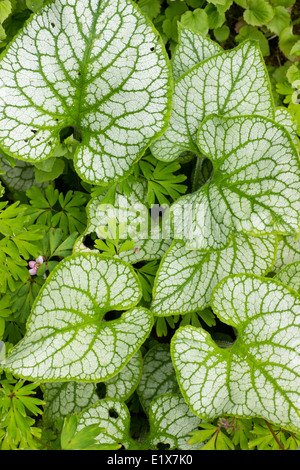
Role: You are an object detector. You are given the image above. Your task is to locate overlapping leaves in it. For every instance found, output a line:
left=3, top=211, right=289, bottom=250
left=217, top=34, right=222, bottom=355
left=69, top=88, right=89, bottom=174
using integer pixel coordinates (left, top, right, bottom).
left=171, top=115, right=300, bottom=251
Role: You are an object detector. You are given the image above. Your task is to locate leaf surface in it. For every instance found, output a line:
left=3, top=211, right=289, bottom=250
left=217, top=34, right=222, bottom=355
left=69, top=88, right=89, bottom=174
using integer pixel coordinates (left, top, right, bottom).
left=137, top=343, right=180, bottom=412
left=41, top=351, right=142, bottom=426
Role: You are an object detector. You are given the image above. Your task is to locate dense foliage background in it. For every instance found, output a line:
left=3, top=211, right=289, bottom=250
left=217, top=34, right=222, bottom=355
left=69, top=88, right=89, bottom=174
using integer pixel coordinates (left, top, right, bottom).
left=0, top=0, right=299, bottom=450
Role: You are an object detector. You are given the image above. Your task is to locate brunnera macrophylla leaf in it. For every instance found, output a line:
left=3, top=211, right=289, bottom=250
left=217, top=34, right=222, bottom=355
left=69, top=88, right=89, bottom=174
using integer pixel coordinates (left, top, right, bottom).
left=151, top=40, right=274, bottom=162
left=171, top=114, right=300, bottom=252
left=171, top=274, right=300, bottom=432
left=151, top=233, right=277, bottom=317
left=0, top=0, right=172, bottom=185
left=137, top=343, right=180, bottom=413
left=74, top=180, right=172, bottom=263
left=4, top=254, right=153, bottom=382
left=172, top=24, right=222, bottom=81
left=274, top=261, right=300, bottom=294
left=77, top=394, right=202, bottom=450
left=41, top=351, right=143, bottom=426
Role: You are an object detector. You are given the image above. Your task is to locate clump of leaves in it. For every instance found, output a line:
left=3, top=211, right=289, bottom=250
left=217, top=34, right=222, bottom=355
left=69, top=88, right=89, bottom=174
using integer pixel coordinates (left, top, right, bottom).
left=0, top=376, right=44, bottom=450
left=26, top=186, right=89, bottom=237
left=0, top=200, right=44, bottom=292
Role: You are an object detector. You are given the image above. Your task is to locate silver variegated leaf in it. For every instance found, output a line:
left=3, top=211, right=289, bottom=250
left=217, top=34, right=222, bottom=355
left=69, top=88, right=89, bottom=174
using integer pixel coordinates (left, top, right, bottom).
left=0, top=0, right=172, bottom=185
left=171, top=115, right=300, bottom=251
left=152, top=234, right=276, bottom=316
left=5, top=254, right=153, bottom=381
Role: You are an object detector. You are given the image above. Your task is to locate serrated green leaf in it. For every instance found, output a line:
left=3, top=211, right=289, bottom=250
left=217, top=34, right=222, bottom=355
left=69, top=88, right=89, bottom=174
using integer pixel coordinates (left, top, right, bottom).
left=138, top=0, right=161, bottom=20
left=4, top=254, right=153, bottom=382
left=0, top=0, right=172, bottom=185
left=244, top=0, right=274, bottom=27
left=171, top=274, right=300, bottom=432
left=214, top=25, right=230, bottom=42
left=152, top=233, right=276, bottom=316
left=279, top=26, right=300, bottom=59
left=170, top=115, right=300, bottom=251
left=180, top=9, right=209, bottom=36
left=25, top=0, right=43, bottom=12
left=267, top=5, right=290, bottom=36
left=151, top=41, right=274, bottom=162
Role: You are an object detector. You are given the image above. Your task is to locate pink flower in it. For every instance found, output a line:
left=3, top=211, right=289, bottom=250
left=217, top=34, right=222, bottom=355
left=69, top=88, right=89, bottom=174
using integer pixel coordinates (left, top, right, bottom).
left=135, top=247, right=139, bottom=254
left=28, top=255, right=44, bottom=275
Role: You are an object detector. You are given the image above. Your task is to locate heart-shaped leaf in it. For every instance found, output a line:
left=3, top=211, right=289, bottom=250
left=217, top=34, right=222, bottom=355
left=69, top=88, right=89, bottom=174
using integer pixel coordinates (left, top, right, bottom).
left=0, top=0, right=172, bottom=185
left=172, top=24, right=222, bottom=80
left=77, top=394, right=202, bottom=450
left=171, top=274, right=300, bottom=432
left=171, top=115, right=300, bottom=251
left=152, top=234, right=276, bottom=316
left=4, top=254, right=153, bottom=381
left=151, top=41, right=274, bottom=162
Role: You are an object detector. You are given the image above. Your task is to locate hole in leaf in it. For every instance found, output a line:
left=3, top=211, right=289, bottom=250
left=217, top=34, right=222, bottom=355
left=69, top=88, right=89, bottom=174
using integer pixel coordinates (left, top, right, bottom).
left=82, top=232, right=97, bottom=249
left=207, top=317, right=237, bottom=349
left=96, top=382, right=106, bottom=399
left=59, top=126, right=82, bottom=143
left=156, top=442, right=170, bottom=450
left=108, top=408, right=119, bottom=419
left=102, top=310, right=123, bottom=322
left=150, top=46, right=155, bottom=51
